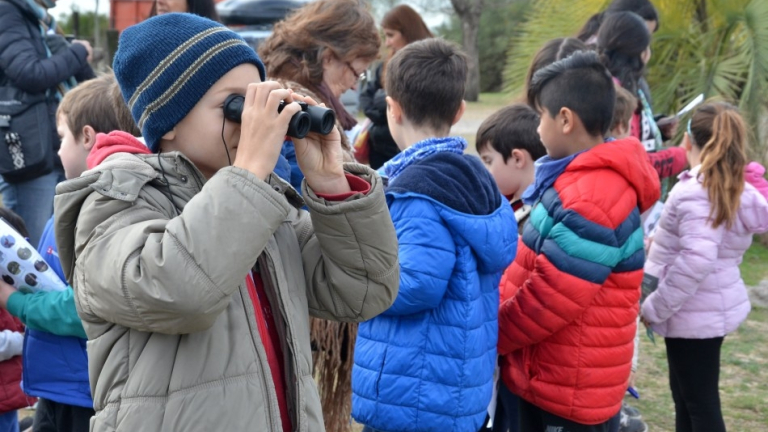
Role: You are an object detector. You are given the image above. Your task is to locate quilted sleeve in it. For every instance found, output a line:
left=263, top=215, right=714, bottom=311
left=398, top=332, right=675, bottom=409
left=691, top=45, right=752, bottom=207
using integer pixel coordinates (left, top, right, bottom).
left=641, top=195, right=725, bottom=324
left=381, top=197, right=456, bottom=316
left=498, top=186, right=645, bottom=354
left=0, top=5, right=89, bottom=94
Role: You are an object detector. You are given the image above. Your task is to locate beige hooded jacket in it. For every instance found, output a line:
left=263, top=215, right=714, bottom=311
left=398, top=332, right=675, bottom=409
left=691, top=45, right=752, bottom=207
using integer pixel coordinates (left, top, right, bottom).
left=53, top=151, right=398, bottom=432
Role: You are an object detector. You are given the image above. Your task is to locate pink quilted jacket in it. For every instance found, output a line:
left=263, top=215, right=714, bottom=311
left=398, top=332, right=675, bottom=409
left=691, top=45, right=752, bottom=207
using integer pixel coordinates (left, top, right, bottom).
left=642, top=163, right=768, bottom=338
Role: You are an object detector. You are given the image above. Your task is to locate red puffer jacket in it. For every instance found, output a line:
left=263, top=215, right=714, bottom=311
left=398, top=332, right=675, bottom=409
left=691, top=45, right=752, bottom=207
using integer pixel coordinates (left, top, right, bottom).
left=0, top=310, right=34, bottom=413
left=498, top=138, right=659, bottom=425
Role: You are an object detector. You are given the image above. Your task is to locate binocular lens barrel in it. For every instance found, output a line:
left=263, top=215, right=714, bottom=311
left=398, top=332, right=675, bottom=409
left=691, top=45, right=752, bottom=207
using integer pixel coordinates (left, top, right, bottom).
left=223, top=94, right=336, bottom=140
left=279, top=103, right=312, bottom=138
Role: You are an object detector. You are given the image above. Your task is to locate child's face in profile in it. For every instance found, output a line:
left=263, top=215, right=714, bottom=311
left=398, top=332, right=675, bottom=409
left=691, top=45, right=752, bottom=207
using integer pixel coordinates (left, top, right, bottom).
left=479, top=145, right=533, bottom=200
left=159, top=63, right=262, bottom=179
left=57, top=114, right=92, bottom=180
left=537, top=108, right=570, bottom=160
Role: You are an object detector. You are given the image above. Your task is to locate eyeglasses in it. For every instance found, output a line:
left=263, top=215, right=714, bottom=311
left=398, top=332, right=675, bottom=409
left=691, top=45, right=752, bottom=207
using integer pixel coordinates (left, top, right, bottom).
left=345, top=62, right=366, bottom=82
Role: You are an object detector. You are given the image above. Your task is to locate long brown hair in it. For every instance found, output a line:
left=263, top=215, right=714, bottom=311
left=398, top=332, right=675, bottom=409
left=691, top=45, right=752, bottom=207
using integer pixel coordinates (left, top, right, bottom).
left=380, top=5, right=432, bottom=86
left=381, top=5, right=432, bottom=45
left=258, top=0, right=380, bottom=93
left=523, top=37, right=588, bottom=100
left=689, top=102, right=748, bottom=229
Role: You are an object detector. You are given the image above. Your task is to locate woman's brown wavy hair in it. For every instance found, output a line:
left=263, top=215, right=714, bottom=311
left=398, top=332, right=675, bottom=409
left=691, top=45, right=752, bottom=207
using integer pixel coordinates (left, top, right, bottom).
left=381, top=5, right=433, bottom=45
left=258, top=0, right=380, bottom=91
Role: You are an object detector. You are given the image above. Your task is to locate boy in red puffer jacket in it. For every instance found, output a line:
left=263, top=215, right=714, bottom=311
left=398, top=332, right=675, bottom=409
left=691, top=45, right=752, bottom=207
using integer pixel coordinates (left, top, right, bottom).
left=498, top=51, right=660, bottom=431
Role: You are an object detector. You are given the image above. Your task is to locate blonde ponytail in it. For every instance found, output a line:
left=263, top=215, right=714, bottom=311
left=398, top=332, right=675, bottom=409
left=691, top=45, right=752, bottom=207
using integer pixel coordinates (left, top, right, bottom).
left=690, top=102, right=747, bottom=229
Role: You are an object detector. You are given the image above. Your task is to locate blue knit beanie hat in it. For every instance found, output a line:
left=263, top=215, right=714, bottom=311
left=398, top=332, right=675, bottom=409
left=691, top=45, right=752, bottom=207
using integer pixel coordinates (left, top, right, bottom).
left=113, top=13, right=265, bottom=152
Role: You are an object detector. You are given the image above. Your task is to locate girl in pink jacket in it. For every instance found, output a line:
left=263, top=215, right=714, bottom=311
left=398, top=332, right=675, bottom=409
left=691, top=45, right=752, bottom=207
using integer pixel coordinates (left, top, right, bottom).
left=641, top=102, right=768, bottom=432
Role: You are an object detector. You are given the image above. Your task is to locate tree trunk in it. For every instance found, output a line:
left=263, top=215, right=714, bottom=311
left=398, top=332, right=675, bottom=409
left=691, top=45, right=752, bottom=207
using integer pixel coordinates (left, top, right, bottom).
left=450, top=0, right=483, bottom=101
left=94, top=0, right=101, bottom=48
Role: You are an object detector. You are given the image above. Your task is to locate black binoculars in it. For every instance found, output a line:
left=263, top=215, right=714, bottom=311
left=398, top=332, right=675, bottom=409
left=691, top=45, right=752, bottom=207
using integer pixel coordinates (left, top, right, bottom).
left=223, top=94, right=336, bottom=139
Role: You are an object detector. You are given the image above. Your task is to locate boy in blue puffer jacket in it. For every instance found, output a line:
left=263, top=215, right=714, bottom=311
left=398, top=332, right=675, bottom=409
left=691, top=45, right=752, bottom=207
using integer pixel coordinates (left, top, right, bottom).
left=0, top=74, right=141, bottom=432
left=351, top=38, right=518, bottom=432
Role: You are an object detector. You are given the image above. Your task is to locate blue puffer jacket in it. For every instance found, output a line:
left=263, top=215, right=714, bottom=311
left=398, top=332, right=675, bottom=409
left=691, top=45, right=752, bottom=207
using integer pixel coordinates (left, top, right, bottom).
left=352, top=152, right=517, bottom=432
left=24, top=217, right=92, bottom=408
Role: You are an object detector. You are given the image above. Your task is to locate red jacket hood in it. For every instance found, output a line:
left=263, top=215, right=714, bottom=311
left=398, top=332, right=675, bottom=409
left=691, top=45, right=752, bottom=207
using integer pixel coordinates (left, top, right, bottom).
left=87, top=131, right=151, bottom=170
left=567, top=137, right=661, bottom=212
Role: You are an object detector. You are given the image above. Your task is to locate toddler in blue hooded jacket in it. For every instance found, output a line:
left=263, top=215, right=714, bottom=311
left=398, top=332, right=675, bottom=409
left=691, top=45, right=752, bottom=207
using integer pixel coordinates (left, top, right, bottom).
left=351, top=38, right=518, bottom=432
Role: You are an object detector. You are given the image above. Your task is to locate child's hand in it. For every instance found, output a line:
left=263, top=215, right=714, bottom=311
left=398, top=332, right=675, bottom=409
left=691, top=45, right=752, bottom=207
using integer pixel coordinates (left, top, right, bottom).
left=656, top=116, right=679, bottom=141
left=290, top=94, right=350, bottom=195
left=234, top=81, right=303, bottom=180
left=640, top=314, right=652, bottom=328
left=0, top=280, right=17, bottom=309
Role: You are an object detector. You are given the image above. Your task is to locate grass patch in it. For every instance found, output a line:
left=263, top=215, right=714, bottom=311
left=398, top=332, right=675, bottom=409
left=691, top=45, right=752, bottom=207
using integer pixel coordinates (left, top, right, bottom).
left=740, top=240, right=768, bottom=286
left=633, top=308, right=768, bottom=431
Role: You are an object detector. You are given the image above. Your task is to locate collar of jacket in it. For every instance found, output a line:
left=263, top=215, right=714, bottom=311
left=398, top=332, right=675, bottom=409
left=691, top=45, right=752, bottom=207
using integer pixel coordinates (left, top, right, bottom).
left=75, top=151, right=304, bottom=210
left=679, top=164, right=702, bottom=182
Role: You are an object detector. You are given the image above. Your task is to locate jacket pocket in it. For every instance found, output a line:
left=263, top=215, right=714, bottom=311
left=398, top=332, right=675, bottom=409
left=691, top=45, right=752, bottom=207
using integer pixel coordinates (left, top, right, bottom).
left=375, top=346, right=388, bottom=399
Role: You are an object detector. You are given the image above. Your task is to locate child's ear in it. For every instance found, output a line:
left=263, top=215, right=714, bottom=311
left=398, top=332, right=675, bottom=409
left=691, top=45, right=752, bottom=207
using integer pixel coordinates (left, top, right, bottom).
left=683, top=133, right=693, bottom=152
left=511, top=149, right=526, bottom=168
left=81, top=125, right=97, bottom=151
left=451, top=100, right=466, bottom=126
left=386, top=96, right=403, bottom=124
left=322, top=50, right=334, bottom=66
left=560, top=107, right=574, bottom=135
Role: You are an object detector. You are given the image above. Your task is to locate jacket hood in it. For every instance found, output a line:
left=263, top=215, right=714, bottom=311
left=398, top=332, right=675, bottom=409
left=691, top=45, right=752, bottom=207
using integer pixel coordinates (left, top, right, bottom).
left=567, top=137, right=661, bottom=213
left=745, top=162, right=768, bottom=201
left=387, top=152, right=517, bottom=273
left=87, top=131, right=150, bottom=169
left=53, top=151, right=200, bottom=284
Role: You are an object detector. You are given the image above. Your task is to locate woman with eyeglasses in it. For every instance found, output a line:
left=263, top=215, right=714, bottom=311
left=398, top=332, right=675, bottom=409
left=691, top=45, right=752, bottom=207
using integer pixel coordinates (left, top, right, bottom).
left=361, top=5, right=433, bottom=169
left=258, top=3, right=380, bottom=432
left=259, top=0, right=379, bottom=192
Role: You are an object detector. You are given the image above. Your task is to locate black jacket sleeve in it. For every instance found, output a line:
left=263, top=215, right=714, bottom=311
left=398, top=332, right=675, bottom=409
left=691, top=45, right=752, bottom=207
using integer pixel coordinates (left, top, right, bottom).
left=45, top=33, right=95, bottom=83
left=0, top=4, right=90, bottom=94
left=360, top=63, right=389, bottom=125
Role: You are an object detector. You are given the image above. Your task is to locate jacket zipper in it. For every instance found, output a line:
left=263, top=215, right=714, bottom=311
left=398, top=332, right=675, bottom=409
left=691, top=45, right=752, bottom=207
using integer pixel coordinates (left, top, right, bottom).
left=259, top=250, right=302, bottom=432
left=239, top=285, right=281, bottom=431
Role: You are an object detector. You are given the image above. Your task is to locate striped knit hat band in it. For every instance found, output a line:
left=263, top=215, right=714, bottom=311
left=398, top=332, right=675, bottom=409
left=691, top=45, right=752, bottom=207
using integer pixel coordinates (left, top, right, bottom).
left=113, top=14, right=265, bottom=152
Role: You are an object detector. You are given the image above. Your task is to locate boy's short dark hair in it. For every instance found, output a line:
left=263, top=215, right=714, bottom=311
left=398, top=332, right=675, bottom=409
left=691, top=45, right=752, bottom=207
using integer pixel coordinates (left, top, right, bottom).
left=476, top=104, right=547, bottom=162
left=527, top=51, right=615, bottom=137
left=385, top=38, right=467, bottom=132
left=611, top=83, right=638, bottom=132
left=0, top=208, right=30, bottom=238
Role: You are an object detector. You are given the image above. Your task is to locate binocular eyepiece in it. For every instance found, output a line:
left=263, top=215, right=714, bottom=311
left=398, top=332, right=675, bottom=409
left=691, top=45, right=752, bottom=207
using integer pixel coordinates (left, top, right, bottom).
left=223, top=94, right=336, bottom=139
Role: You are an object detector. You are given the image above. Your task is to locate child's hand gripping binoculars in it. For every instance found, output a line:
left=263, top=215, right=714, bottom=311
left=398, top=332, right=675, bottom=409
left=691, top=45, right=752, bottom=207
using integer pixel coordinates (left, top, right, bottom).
left=223, top=94, right=336, bottom=139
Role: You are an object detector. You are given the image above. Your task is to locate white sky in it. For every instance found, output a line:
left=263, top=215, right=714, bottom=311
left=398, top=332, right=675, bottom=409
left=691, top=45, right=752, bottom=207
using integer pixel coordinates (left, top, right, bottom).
left=51, top=0, right=108, bottom=17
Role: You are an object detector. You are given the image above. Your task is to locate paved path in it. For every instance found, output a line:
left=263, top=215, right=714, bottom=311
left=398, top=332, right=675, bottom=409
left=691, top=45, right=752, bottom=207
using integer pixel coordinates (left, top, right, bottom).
left=749, top=280, right=768, bottom=308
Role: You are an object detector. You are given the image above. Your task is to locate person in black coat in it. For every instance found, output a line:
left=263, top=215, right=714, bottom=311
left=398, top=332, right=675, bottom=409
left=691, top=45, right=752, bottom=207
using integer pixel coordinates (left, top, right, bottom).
left=0, top=0, right=94, bottom=247
left=360, top=5, right=432, bottom=169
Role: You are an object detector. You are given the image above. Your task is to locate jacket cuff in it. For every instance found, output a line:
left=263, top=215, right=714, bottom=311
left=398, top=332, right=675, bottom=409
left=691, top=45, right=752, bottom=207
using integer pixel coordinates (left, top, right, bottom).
left=69, top=43, right=88, bottom=65
left=6, top=291, right=26, bottom=320
left=303, top=163, right=382, bottom=211
left=315, top=174, right=372, bottom=201
left=640, top=296, right=661, bottom=324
